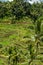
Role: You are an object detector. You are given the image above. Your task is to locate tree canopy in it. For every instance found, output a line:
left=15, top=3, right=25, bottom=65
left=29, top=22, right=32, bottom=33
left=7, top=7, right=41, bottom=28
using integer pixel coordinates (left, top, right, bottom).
left=0, top=0, right=43, bottom=22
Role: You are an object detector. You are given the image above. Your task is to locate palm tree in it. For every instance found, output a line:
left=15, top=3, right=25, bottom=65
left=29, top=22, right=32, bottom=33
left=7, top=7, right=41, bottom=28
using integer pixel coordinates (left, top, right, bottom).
left=35, top=21, right=41, bottom=56
left=35, top=17, right=43, bottom=55
left=8, top=46, right=19, bottom=65
left=28, top=17, right=43, bottom=65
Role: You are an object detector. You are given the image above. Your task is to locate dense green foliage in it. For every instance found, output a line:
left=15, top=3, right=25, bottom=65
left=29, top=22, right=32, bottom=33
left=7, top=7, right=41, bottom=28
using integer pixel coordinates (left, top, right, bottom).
left=0, top=0, right=43, bottom=23
left=0, top=0, right=43, bottom=65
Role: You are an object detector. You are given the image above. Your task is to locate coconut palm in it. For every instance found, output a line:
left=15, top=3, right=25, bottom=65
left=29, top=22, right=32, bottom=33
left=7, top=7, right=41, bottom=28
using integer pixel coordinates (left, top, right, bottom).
left=35, top=17, right=43, bottom=54
left=28, top=17, right=43, bottom=65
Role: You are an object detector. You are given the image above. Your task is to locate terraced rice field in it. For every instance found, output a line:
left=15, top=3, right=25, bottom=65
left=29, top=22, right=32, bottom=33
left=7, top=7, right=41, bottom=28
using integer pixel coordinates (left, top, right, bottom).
left=0, top=21, right=43, bottom=65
